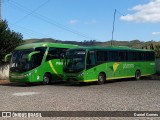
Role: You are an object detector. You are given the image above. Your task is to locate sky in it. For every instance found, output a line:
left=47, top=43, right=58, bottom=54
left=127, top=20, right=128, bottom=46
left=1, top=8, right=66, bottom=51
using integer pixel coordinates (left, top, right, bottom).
left=2, top=0, right=160, bottom=42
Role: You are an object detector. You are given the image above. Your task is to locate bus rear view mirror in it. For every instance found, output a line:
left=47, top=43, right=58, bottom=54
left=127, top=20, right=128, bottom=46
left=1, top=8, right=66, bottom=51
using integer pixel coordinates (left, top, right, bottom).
left=28, top=51, right=40, bottom=61
left=4, top=53, right=12, bottom=62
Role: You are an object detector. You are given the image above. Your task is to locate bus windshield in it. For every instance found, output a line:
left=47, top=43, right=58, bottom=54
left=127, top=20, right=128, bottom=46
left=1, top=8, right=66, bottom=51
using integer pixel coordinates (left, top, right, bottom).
left=10, top=49, right=34, bottom=73
left=64, top=50, right=86, bottom=73
left=10, top=47, right=47, bottom=73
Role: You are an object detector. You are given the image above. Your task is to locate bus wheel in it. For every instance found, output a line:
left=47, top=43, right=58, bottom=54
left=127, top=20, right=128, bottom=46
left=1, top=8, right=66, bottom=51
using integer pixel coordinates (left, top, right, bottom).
left=135, top=70, right=141, bottom=80
left=42, top=74, right=51, bottom=85
left=97, top=73, right=105, bottom=85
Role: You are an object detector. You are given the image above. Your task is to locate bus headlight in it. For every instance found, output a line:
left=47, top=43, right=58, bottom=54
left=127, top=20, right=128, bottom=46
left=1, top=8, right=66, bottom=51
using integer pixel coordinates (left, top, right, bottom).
left=24, top=74, right=29, bottom=77
left=78, top=72, right=84, bottom=77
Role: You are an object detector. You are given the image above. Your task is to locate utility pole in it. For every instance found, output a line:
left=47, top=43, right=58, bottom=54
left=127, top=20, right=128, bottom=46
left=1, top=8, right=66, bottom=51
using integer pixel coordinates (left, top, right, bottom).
left=0, top=0, right=1, bottom=20
left=111, top=9, right=116, bottom=46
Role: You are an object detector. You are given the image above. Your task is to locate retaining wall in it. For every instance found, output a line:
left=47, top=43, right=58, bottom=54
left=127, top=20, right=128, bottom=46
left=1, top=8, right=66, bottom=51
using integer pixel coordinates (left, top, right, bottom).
left=0, top=65, right=9, bottom=80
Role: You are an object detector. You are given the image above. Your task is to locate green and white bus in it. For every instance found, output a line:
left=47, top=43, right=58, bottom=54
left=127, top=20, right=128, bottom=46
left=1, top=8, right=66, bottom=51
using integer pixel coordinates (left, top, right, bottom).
left=63, top=46, right=156, bottom=85
left=5, top=42, right=78, bottom=85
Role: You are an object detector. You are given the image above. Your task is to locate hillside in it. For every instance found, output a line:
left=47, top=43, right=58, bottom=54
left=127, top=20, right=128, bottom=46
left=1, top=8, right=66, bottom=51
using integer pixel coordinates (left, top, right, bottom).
left=24, top=38, right=160, bottom=49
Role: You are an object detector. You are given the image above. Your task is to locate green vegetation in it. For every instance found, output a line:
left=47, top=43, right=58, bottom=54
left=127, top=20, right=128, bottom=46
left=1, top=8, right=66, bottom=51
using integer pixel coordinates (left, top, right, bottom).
left=142, top=43, right=160, bottom=58
left=24, top=38, right=159, bottom=48
left=0, top=20, right=23, bottom=64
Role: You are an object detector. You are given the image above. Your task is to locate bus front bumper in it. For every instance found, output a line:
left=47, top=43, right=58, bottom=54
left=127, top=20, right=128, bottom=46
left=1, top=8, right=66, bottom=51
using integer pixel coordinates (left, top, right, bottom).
left=9, top=75, right=30, bottom=83
left=64, top=73, right=85, bottom=82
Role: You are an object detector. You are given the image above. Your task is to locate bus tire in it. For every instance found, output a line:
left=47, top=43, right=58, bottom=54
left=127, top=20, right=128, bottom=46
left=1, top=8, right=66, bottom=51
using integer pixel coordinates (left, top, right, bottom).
left=97, top=73, right=105, bottom=85
left=135, top=70, right=141, bottom=80
left=42, top=73, right=51, bottom=85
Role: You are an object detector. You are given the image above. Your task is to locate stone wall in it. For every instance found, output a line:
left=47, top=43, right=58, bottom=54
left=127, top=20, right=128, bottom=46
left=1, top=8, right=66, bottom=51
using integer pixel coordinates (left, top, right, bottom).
left=0, top=65, right=9, bottom=80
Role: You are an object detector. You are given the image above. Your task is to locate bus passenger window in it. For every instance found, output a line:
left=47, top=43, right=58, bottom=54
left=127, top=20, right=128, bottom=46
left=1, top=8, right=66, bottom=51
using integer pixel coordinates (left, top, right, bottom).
left=118, top=51, right=128, bottom=61
left=104, top=51, right=108, bottom=61
left=32, top=47, right=47, bottom=68
left=46, top=48, right=67, bottom=61
left=86, top=51, right=95, bottom=69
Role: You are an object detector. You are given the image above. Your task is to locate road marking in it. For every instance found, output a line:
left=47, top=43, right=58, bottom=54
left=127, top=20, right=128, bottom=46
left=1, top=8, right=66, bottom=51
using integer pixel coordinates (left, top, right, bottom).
left=12, top=92, right=39, bottom=96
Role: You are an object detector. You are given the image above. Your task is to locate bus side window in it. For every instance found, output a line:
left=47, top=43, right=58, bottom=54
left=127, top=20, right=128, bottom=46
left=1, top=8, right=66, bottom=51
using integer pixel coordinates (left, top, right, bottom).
left=108, top=51, right=113, bottom=61
left=145, top=51, right=155, bottom=61
left=59, top=49, right=66, bottom=59
left=150, top=52, right=155, bottom=61
left=139, top=52, right=144, bottom=61
left=129, top=51, right=138, bottom=61
left=86, top=51, right=95, bottom=69
left=118, top=51, right=128, bottom=61
left=104, top=51, right=108, bottom=61
left=46, top=48, right=67, bottom=61
left=113, top=51, right=119, bottom=61
left=96, top=51, right=108, bottom=63
left=33, top=47, right=47, bottom=68
left=96, top=51, right=104, bottom=62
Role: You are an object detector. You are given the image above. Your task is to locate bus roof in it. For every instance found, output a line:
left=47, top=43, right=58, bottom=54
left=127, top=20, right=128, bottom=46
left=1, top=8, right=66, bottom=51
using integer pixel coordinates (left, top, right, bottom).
left=68, top=46, right=154, bottom=52
left=15, top=42, right=78, bottom=50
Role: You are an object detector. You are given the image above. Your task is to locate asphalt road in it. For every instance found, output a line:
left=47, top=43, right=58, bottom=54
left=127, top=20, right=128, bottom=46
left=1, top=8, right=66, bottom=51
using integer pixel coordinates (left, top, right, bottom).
left=0, top=77, right=160, bottom=119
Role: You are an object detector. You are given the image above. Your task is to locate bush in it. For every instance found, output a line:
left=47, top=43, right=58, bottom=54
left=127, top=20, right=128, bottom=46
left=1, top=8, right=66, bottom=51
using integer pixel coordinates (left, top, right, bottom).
left=0, top=20, right=23, bottom=64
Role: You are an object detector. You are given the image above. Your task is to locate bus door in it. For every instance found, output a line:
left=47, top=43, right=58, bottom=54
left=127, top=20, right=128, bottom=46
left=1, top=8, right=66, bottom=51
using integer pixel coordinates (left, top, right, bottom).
left=107, top=51, right=116, bottom=79
left=113, top=51, right=128, bottom=78
left=86, top=50, right=96, bottom=81
left=46, top=48, right=66, bottom=80
left=31, top=47, right=47, bottom=81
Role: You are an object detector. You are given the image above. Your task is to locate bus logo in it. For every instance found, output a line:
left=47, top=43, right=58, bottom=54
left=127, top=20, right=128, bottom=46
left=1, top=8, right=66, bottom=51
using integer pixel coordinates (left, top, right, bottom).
left=56, top=62, right=63, bottom=65
left=2, top=112, right=11, bottom=117
left=123, top=64, right=134, bottom=69
left=113, top=62, right=120, bottom=72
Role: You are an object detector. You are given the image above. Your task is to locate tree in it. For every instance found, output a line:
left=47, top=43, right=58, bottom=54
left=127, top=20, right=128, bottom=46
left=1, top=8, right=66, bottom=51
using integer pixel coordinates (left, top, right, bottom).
left=0, top=20, right=23, bottom=64
left=155, top=45, right=160, bottom=58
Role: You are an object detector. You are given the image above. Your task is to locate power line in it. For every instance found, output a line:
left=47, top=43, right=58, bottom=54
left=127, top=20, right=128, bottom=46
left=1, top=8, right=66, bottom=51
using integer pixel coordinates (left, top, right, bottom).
left=6, top=3, right=58, bottom=39
left=10, top=1, right=96, bottom=40
left=13, top=26, right=35, bottom=38
left=9, top=1, right=98, bottom=40
left=12, top=0, right=51, bottom=25
left=116, top=9, right=125, bottom=16
left=10, top=23, right=58, bottom=39
left=7, top=2, right=62, bottom=39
